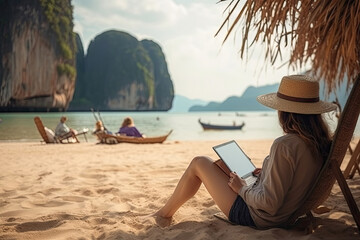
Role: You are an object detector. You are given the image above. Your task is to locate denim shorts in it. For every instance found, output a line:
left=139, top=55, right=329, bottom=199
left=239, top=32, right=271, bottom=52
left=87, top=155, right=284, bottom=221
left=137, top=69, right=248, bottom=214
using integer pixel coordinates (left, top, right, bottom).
left=228, top=195, right=256, bottom=227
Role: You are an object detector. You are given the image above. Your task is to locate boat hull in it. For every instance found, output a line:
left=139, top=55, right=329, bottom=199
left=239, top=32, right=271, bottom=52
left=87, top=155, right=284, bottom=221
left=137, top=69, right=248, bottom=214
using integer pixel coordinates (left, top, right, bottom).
left=198, top=119, right=245, bottom=130
left=96, top=130, right=172, bottom=144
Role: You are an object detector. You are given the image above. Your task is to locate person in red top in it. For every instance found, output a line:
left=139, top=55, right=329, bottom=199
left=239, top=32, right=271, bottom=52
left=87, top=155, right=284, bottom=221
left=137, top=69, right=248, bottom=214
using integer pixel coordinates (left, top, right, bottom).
left=117, top=117, right=143, bottom=137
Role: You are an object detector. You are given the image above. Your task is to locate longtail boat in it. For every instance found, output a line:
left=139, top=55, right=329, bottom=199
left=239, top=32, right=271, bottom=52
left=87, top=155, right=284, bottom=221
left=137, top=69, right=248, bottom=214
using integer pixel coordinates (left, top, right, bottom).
left=96, top=130, right=172, bottom=144
left=198, top=119, right=245, bottom=130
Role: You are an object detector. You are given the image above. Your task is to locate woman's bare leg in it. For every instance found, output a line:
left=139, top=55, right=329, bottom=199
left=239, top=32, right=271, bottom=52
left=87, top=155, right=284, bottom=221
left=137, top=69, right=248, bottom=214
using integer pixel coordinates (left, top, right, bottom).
left=155, top=156, right=237, bottom=218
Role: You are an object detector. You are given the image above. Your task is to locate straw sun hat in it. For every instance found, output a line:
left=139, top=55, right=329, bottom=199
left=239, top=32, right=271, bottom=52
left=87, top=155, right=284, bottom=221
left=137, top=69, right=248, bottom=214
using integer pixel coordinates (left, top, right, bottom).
left=257, top=75, right=337, bottom=114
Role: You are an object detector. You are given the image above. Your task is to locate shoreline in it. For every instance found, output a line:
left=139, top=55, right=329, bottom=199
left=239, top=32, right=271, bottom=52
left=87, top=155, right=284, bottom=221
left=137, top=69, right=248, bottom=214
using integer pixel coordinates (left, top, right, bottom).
left=0, top=140, right=359, bottom=239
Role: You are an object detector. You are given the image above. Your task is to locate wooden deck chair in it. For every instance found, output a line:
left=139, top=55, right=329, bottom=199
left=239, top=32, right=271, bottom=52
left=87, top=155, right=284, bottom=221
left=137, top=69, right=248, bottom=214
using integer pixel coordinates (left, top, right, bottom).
left=34, top=116, right=88, bottom=144
left=55, top=129, right=88, bottom=143
left=34, top=116, right=57, bottom=143
left=285, top=76, right=360, bottom=231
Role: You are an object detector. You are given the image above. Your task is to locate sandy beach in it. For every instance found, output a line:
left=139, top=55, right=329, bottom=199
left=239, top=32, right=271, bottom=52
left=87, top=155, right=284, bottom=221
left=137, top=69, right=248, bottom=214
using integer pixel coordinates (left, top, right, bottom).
left=0, top=140, right=359, bottom=239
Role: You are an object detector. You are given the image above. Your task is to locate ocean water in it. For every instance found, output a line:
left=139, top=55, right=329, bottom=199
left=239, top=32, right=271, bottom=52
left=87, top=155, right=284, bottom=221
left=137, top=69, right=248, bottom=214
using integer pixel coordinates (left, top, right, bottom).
left=0, top=111, right=357, bottom=142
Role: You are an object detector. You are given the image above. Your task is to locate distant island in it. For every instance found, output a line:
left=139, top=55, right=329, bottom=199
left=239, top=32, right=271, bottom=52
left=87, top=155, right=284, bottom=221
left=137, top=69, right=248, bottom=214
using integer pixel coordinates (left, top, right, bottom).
left=170, top=95, right=209, bottom=112
left=172, top=79, right=350, bottom=112
left=188, top=84, right=279, bottom=112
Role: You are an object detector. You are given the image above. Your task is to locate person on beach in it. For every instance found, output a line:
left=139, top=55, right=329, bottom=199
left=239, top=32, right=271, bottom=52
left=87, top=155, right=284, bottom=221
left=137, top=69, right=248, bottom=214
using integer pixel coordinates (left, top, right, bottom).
left=153, top=75, right=337, bottom=229
left=93, top=120, right=112, bottom=135
left=93, top=120, right=104, bottom=134
left=93, top=120, right=113, bottom=141
left=117, top=117, right=143, bottom=138
left=55, top=116, right=79, bottom=143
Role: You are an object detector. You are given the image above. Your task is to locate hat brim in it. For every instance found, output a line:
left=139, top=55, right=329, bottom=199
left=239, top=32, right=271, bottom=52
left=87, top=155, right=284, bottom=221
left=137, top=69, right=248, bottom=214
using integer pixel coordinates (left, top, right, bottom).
left=257, top=93, right=337, bottom=114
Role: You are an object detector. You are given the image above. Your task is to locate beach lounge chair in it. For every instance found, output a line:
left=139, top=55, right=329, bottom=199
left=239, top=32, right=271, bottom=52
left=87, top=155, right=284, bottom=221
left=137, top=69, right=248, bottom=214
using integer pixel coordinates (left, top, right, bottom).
left=285, top=77, right=360, bottom=231
left=34, top=116, right=88, bottom=144
left=34, top=116, right=55, bottom=143
left=333, top=98, right=360, bottom=179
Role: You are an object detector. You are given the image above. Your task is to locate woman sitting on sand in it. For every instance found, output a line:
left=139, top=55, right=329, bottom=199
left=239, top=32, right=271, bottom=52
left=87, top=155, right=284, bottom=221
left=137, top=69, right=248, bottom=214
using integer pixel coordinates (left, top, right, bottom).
left=93, top=120, right=112, bottom=139
left=153, top=75, right=337, bottom=229
left=117, top=117, right=143, bottom=138
left=93, top=120, right=105, bottom=135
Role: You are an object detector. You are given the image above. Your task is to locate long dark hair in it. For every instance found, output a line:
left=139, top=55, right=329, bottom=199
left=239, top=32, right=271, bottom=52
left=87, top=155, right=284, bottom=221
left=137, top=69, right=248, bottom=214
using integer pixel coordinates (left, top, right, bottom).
left=278, top=111, right=332, bottom=161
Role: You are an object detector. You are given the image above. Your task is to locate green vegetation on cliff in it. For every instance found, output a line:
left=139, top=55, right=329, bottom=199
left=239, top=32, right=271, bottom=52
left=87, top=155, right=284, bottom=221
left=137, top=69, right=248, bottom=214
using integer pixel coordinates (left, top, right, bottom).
left=0, top=0, right=77, bottom=111
left=70, top=30, right=174, bottom=111
left=40, top=0, right=76, bottom=78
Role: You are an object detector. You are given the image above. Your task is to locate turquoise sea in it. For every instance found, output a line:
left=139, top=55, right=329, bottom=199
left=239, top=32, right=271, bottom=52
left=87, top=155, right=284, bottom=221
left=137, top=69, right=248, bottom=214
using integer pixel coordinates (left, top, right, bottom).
left=0, top=111, right=358, bottom=142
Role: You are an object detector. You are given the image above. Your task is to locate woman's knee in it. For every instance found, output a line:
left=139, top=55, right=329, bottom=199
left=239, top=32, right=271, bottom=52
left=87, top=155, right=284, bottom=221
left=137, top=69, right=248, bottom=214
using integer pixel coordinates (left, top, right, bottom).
left=189, top=156, right=213, bottom=172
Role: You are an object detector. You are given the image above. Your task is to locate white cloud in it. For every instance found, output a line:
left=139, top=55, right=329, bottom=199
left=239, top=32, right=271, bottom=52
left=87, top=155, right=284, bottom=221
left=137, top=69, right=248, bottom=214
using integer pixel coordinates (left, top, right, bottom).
left=72, top=0, right=302, bottom=102
left=73, top=0, right=187, bottom=48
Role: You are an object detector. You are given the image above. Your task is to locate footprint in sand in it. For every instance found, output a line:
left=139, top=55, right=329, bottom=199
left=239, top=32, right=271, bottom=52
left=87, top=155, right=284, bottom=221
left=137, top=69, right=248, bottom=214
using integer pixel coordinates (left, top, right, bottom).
left=79, top=173, right=106, bottom=179
left=15, top=219, right=63, bottom=232
left=96, top=187, right=120, bottom=195
left=0, top=189, right=17, bottom=198
left=88, top=217, right=117, bottom=225
left=37, top=171, right=52, bottom=180
left=0, top=200, right=10, bottom=208
left=57, top=195, right=87, bottom=202
left=74, top=188, right=96, bottom=197
left=63, top=176, right=75, bottom=181
left=37, top=188, right=61, bottom=196
left=31, top=200, right=69, bottom=207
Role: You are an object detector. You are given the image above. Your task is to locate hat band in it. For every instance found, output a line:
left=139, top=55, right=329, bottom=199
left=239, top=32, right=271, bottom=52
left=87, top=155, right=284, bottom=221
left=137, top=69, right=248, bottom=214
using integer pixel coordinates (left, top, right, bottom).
left=277, top=92, right=319, bottom=103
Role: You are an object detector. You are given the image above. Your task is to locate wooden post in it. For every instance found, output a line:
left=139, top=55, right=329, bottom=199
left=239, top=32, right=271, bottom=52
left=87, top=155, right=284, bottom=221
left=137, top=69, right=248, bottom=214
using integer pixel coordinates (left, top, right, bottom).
left=349, top=156, right=360, bottom=179
left=331, top=160, right=360, bottom=231
left=343, top=140, right=360, bottom=179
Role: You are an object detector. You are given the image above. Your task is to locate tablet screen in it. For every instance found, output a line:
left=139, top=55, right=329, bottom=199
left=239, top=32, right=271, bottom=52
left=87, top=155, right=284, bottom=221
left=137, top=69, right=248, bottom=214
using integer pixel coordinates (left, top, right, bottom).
left=213, top=140, right=255, bottom=177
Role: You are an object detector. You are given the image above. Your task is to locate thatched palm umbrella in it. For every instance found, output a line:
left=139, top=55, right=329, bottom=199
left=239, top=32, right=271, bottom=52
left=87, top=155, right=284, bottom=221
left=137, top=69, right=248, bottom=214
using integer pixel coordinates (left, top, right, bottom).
left=216, top=0, right=360, bottom=230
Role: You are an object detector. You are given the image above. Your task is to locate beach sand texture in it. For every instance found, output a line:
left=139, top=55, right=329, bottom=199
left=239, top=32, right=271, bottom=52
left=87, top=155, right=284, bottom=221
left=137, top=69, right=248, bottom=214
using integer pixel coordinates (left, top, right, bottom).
left=0, top=140, right=359, bottom=239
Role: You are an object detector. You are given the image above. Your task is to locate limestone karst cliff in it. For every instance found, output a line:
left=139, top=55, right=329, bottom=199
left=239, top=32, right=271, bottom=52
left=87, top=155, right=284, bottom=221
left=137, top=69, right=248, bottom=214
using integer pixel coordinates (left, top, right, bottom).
left=70, top=30, right=174, bottom=111
left=0, top=0, right=76, bottom=111
left=0, top=1, right=174, bottom=112
left=141, top=39, right=174, bottom=110
left=71, top=33, right=85, bottom=107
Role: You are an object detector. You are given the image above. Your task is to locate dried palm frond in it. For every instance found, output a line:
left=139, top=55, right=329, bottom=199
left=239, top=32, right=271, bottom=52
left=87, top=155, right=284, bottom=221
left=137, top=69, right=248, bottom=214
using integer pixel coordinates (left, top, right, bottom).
left=216, top=0, right=360, bottom=93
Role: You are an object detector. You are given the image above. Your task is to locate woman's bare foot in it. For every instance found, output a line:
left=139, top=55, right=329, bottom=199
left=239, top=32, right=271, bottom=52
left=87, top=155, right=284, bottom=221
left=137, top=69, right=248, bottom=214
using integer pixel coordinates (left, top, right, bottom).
left=153, top=214, right=173, bottom=227
left=143, top=211, right=173, bottom=227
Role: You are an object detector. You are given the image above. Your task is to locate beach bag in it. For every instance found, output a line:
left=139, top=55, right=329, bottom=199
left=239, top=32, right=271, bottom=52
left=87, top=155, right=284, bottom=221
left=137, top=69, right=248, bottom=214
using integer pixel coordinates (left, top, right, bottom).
left=44, top=127, right=56, bottom=143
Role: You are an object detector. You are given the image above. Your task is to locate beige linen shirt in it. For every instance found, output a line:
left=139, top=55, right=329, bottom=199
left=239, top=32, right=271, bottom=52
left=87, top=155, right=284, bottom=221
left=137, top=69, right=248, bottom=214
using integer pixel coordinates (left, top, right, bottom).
left=239, top=134, right=322, bottom=229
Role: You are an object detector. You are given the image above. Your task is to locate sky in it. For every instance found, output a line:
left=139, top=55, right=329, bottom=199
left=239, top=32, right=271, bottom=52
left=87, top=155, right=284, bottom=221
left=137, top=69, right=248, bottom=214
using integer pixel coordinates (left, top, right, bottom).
left=72, top=0, right=306, bottom=102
